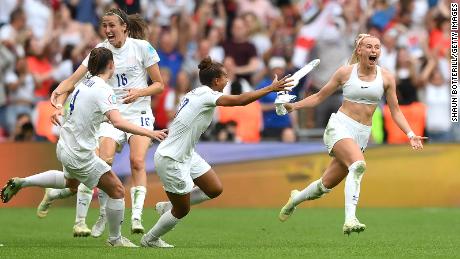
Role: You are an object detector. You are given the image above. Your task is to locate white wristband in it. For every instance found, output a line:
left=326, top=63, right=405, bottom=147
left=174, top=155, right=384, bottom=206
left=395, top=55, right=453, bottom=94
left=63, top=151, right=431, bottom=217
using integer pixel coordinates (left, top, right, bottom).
left=55, top=104, right=63, bottom=109
left=407, top=131, right=415, bottom=139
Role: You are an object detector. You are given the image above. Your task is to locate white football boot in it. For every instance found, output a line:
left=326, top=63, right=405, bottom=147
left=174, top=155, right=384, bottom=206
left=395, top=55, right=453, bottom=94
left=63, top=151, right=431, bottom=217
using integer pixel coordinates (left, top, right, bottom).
left=140, top=235, right=174, bottom=248
left=106, top=236, right=138, bottom=247
left=73, top=221, right=91, bottom=237
left=91, top=215, right=107, bottom=238
left=279, top=190, right=300, bottom=222
left=343, top=218, right=366, bottom=235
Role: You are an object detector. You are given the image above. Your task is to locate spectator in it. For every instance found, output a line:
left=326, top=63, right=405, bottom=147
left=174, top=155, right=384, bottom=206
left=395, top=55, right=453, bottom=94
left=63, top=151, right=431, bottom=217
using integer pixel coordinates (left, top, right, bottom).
left=157, top=30, right=184, bottom=87
left=11, top=113, right=34, bottom=141
left=5, top=57, right=35, bottom=133
left=419, top=54, right=452, bottom=142
left=0, top=7, right=27, bottom=57
left=394, top=47, right=419, bottom=105
left=165, top=71, right=192, bottom=123
left=256, top=56, right=295, bottom=142
left=222, top=17, right=260, bottom=83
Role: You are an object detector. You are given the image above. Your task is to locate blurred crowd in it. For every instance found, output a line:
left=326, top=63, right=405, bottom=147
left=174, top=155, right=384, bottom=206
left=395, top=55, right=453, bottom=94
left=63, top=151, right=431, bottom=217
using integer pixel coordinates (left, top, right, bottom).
left=0, top=0, right=457, bottom=144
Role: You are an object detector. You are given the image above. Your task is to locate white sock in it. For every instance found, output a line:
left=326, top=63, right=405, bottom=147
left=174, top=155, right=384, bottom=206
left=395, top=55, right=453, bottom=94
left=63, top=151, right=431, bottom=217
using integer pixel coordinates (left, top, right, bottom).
left=344, top=161, right=366, bottom=221
left=75, top=184, right=93, bottom=224
left=292, top=178, right=331, bottom=206
left=47, top=188, right=75, bottom=201
left=190, top=186, right=210, bottom=205
left=106, top=198, right=125, bottom=241
left=145, top=210, right=180, bottom=240
left=158, top=187, right=211, bottom=209
left=130, top=186, right=146, bottom=220
left=98, top=189, right=108, bottom=217
left=22, top=170, right=66, bottom=188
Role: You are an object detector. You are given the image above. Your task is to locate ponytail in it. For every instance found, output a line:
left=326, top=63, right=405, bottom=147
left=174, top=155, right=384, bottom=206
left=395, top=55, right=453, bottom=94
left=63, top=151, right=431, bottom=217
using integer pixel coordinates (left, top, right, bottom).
left=127, top=14, right=147, bottom=40
left=348, top=33, right=371, bottom=65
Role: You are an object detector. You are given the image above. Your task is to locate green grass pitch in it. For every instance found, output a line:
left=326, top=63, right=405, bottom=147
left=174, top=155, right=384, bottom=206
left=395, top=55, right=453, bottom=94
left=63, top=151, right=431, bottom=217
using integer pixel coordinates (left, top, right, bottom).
left=0, top=207, right=459, bottom=258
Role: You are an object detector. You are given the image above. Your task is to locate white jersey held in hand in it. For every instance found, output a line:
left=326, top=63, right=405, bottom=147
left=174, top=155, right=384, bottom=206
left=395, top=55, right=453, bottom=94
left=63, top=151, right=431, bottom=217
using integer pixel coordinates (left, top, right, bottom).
left=157, top=86, right=223, bottom=162
left=275, top=59, right=321, bottom=115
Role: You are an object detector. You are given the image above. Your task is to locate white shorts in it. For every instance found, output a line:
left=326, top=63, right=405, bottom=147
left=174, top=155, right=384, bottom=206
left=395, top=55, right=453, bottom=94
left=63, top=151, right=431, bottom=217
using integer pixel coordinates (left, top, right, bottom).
left=98, top=110, right=155, bottom=150
left=323, top=111, right=372, bottom=156
left=154, top=151, right=211, bottom=195
left=56, top=143, right=111, bottom=189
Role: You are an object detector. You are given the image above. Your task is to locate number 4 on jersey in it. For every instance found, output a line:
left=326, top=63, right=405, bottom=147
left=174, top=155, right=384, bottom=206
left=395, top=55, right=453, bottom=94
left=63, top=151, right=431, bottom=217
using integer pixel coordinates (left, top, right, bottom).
left=69, top=89, right=80, bottom=115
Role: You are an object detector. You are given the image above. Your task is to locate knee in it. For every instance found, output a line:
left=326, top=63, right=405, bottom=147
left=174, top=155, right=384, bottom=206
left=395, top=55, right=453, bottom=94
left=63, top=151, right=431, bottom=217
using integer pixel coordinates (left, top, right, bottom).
left=101, top=156, right=114, bottom=166
left=171, top=204, right=190, bottom=219
left=349, top=160, right=366, bottom=176
left=130, top=156, right=145, bottom=171
left=78, top=184, right=93, bottom=194
left=110, top=184, right=125, bottom=199
left=206, top=184, right=223, bottom=199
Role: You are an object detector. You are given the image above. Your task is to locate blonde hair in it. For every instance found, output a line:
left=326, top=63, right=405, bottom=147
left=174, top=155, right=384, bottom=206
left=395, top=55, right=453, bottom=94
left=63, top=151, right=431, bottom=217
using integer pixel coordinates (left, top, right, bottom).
left=348, top=33, right=373, bottom=65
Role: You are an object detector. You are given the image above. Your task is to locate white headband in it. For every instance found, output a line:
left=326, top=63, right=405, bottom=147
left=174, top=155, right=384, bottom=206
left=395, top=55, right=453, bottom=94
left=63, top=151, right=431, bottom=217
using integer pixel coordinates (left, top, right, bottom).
left=105, top=12, right=126, bottom=24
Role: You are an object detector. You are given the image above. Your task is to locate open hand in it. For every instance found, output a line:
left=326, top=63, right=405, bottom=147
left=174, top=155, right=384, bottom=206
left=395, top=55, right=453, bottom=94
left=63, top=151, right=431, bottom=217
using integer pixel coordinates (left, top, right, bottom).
left=151, top=129, right=168, bottom=141
left=270, top=74, right=294, bottom=92
left=283, top=103, right=295, bottom=114
left=409, top=135, right=428, bottom=150
left=51, top=108, right=63, bottom=126
left=122, top=88, right=142, bottom=104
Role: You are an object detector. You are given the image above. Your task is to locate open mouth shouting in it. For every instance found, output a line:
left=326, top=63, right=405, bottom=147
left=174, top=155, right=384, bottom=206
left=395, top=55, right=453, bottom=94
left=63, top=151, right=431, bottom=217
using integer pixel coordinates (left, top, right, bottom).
left=369, top=55, right=377, bottom=64
left=107, top=34, right=116, bottom=43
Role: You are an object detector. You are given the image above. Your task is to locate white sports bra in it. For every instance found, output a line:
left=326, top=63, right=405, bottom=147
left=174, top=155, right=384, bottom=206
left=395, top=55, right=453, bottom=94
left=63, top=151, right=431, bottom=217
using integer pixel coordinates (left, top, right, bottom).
left=342, top=64, right=384, bottom=105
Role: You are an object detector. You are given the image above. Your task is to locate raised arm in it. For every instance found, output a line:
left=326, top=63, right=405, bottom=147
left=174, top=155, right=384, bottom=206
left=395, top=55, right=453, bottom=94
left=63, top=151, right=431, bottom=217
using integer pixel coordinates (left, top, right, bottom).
left=105, top=109, right=167, bottom=141
left=122, top=63, right=164, bottom=103
left=383, top=69, right=427, bottom=149
left=216, top=75, right=293, bottom=107
left=52, top=65, right=88, bottom=107
left=285, top=66, right=346, bottom=112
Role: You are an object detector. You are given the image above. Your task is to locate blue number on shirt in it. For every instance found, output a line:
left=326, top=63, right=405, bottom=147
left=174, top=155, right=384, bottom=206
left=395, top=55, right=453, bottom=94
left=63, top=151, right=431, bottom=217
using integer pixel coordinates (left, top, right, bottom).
left=69, top=89, right=80, bottom=115
left=116, top=73, right=128, bottom=87
left=140, top=117, right=151, bottom=127
left=175, top=97, right=189, bottom=117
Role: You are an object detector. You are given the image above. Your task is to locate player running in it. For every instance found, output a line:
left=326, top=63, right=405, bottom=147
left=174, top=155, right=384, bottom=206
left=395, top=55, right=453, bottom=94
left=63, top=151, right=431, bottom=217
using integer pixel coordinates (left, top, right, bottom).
left=1, top=47, right=167, bottom=247
left=278, top=34, right=427, bottom=235
left=37, top=8, right=164, bottom=236
left=140, top=56, right=293, bottom=248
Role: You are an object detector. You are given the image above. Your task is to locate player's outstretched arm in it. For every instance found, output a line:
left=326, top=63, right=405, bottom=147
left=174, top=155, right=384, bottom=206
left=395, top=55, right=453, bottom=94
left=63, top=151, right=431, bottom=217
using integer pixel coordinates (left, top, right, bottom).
left=216, top=75, right=293, bottom=107
left=52, top=65, right=88, bottom=107
left=383, top=69, right=427, bottom=150
left=284, top=66, right=344, bottom=113
left=106, top=109, right=168, bottom=141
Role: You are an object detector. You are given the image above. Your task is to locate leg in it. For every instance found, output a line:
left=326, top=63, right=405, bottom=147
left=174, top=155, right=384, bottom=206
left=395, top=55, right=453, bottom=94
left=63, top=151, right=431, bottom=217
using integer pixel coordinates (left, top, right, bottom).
left=332, top=139, right=367, bottom=234
left=279, top=159, right=344, bottom=221
left=142, top=191, right=187, bottom=248
left=89, top=137, right=117, bottom=237
left=128, top=135, right=150, bottom=233
left=97, top=170, right=136, bottom=247
left=1, top=170, right=78, bottom=203
left=155, top=162, right=222, bottom=215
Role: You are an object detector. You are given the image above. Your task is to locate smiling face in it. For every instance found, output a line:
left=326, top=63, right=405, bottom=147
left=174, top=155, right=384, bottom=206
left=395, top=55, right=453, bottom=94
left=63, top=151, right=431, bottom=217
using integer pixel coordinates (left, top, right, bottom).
left=213, top=68, right=229, bottom=92
left=357, top=37, right=381, bottom=67
left=101, top=15, right=127, bottom=48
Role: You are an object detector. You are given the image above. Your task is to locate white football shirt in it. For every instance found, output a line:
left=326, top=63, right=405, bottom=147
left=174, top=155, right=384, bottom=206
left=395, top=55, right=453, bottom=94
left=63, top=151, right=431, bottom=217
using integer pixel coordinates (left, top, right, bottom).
left=59, top=76, right=117, bottom=159
left=157, top=86, right=223, bottom=162
left=82, top=37, right=160, bottom=118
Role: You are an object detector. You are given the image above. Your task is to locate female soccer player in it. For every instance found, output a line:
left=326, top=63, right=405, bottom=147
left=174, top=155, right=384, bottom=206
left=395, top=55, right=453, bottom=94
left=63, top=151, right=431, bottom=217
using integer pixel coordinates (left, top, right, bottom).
left=1, top=47, right=167, bottom=247
left=278, top=34, right=427, bottom=235
left=140, top=57, right=293, bottom=248
left=38, top=8, right=164, bottom=236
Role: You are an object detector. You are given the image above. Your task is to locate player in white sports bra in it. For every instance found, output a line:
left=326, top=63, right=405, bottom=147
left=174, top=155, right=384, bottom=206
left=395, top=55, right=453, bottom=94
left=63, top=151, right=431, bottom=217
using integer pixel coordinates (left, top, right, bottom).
left=38, top=8, right=165, bottom=236
left=278, top=34, right=427, bottom=235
